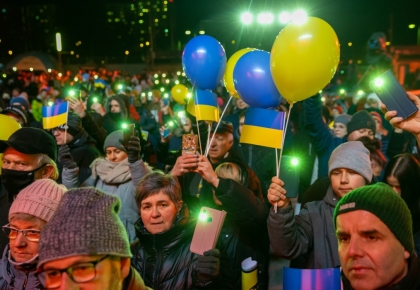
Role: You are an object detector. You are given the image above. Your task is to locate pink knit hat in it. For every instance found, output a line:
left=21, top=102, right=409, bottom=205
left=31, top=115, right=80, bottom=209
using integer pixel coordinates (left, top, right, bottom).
left=9, top=179, right=67, bottom=222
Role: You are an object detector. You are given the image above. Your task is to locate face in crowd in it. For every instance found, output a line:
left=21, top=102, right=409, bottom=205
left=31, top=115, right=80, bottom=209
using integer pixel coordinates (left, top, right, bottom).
left=208, top=132, right=233, bottom=163
left=106, top=147, right=128, bottom=163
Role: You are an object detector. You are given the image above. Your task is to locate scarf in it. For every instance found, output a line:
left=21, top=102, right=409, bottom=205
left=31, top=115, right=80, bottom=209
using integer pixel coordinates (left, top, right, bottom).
left=91, top=157, right=131, bottom=184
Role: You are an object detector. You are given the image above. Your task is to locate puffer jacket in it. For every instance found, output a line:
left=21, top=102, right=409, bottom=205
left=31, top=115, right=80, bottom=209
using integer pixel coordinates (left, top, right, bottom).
left=267, top=185, right=341, bottom=269
left=0, top=246, right=42, bottom=290
left=131, top=204, right=233, bottom=290
left=62, top=159, right=151, bottom=242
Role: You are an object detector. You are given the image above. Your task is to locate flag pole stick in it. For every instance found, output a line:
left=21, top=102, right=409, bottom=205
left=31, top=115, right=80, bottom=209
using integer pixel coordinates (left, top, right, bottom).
left=274, top=103, right=293, bottom=213
left=64, top=101, right=69, bottom=144
left=205, top=95, right=233, bottom=157
left=193, top=87, right=203, bottom=155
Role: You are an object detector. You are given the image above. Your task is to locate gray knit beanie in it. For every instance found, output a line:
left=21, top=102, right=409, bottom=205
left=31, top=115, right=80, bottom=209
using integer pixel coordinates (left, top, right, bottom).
left=334, top=114, right=351, bottom=125
left=347, top=110, right=376, bottom=135
left=37, top=187, right=131, bottom=268
left=103, top=130, right=126, bottom=152
left=9, top=179, right=67, bottom=222
left=328, top=141, right=372, bottom=183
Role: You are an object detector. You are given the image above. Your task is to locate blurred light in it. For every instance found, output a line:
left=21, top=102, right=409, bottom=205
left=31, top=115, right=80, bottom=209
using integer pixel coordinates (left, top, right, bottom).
left=94, top=75, right=98, bottom=79
left=178, top=111, right=185, bottom=118
left=154, top=73, right=158, bottom=78
left=231, top=40, right=236, bottom=44
left=12, top=67, right=17, bottom=71
left=154, top=80, right=159, bottom=84
left=148, top=92, right=153, bottom=97
left=164, top=93, right=169, bottom=98
left=339, top=89, right=346, bottom=94
left=319, top=90, right=323, bottom=93
left=386, top=41, right=390, bottom=46
left=257, top=13, right=274, bottom=24
left=291, top=158, right=299, bottom=166
left=176, top=71, right=181, bottom=75
left=373, top=77, right=384, bottom=87
left=8, top=50, right=12, bottom=55
left=348, top=42, right=353, bottom=47
left=175, top=80, right=180, bottom=84
left=160, top=87, right=165, bottom=92
left=56, top=33, right=62, bottom=52
left=117, top=84, right=123, bottom=90
left=29, top=67, right=33, bottom=72
left=181, top=72, right=186, bottom=76
left=186, top=92, right=192, bottom=99
left=199, top=30, right=205, bottom=35
left=125, top=50, right=129, bottom=55
left=321, top=97, right=326, bottom=102
left=168, top=121, right=174, bottom=127
left=340, top=70, right=345, bottom=74
left=292, top=9, right=307, bottom=25
left=2, top=74, right=6, bottom=78
left=76, top=54, right=79, bottom=58
left=357, top=90, right=364, bottom=96
left=48, top=101, right=54, bottom=106
left=69, top=90, right=75, bottom=97
left=47, top=68, right=52, bottom=73
left=164, top=29, right=169, bottom=33
left=58, top=73, right=62, bottom=77
left=162, top=73, right=166, bottom=77
left=165, top=79, right=170, bottom=84
left=70, top=51, right=74, bottom=55
left=121, top=123, right=128, bottom=129
left=408, top=24, right=416, bottom=29
left=140, top=43, right=144, bottom=47
left=93, top=97, right=98, bottom=103
left=357, top=60, right=362, bottom=64
left=241, top=12, right=253, bottom=24
left=146, top=41, right=150, bottom=46
left=141, top=92, right=146, bottom=97
left=185, top=30, right=191, bottom=35
left=279, top=12, right=291, bottom=24
left=199, top=211, right=208, bottom=221
left=74, top=77, right=78, bottom=82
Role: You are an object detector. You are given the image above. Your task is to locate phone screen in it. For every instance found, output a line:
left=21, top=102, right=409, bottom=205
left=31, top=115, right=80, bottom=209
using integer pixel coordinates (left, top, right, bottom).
left=279, top=156, right=300, bottom=198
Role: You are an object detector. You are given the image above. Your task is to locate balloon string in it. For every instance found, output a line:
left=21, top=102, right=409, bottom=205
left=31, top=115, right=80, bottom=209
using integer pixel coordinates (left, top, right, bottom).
left=192, top=86, right=203, bottom=155
left=274, top=103, right=293, bottom=213
left=205, top=95, right=233, bottom=157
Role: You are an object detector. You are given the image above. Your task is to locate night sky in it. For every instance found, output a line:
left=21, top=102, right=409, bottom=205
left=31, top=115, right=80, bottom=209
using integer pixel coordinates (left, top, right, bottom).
left=3, top=0, right=420, bottom=62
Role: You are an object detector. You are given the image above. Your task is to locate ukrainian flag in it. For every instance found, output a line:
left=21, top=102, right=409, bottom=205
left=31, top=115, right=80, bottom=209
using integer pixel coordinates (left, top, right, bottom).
left=194, top=89, right=219, bottom=122
left=240, top=107, right=285, bottom=149
left=94, top=79, right=107, bottom=88
left=42, top=102, right=69, bottom=129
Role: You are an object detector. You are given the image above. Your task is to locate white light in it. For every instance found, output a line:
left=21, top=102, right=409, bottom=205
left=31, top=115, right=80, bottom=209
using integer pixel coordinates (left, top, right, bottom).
left=175, top=80, right=180, bottom=84
left=185, top=30, right=191, bottom=35
left=181, top=72, right=186, bottom=76
left=74, top=77, right=78, bottom=82
left=257, top=13, right=274, bottom=25
left=176, top=71, right=181, bottom=75
left=162, top=73, right=166, bottom=77
left=12, top=67, right=17, bottom=71
left=160, top=87, right=165, bottom=92
left=58, top=73, right=62, bottom=77
left=199, top=30, right=205, bottom=35
left=154, top=73, right=158, bottom=78
left=94, top=75, right=98, bottom=79
left=165, top=79, right=170, bottom=83
left=292, top=9, right=307, bottom=25
left=241, top=12, right=253, bottom=25
left=279, top=12, right=291, bottom=24
left=56, top=33, right=62, bottom=52
left=164, top=93, right=169, bottom=98
left=47, top=68, right=52, bottom=73
left=148, top=92, right=152, bottom=97
left=29, top=67, right=33, bottom=72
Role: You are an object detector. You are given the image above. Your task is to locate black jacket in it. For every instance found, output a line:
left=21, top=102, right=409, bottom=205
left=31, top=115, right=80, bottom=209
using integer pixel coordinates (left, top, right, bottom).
left=56, top=129, right=101, bottom=184
left=131, top=205, right=233, bottom=290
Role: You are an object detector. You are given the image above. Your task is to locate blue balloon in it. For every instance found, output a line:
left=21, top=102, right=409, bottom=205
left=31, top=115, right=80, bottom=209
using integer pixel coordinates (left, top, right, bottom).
left=233, top=50, right=282, bottom=108
left=182, top=35, right=227, bottom=90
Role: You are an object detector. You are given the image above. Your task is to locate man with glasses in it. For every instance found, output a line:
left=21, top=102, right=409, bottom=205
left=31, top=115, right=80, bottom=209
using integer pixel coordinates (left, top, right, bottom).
left=0, top=179, right=66, bottom=289
left=36, top=187, right=148, bottom=290
left=54, top=112, right=100, bottom=184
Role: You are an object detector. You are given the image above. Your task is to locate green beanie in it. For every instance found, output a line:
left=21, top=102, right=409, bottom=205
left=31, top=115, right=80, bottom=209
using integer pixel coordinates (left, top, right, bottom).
left=333, top=182, right=414, bottom=254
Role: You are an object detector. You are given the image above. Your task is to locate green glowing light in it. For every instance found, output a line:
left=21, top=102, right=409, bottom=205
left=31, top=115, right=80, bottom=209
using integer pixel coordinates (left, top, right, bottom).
left=339, top=89, right=345, bottom=94
left=291, top=158, right=299, bottom=166
left=93, top=97, right=98, bottom=103
left=168, top=121, right=174, bottom=127
left=121, top=123, right=128, bottom=129
left=178, top=111, right=185, bottom=118
left=199, top=212, right=208, bottom=221
left=69, top=90, right=75, bottom=97
left=373, top=78, right=384, bottom=87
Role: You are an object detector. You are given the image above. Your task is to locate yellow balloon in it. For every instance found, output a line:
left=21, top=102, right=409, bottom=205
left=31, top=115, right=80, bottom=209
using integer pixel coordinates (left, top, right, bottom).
left=186, top=97, right=196, bottom=117
left=270, top=17, right=340, bottom=103
left=0, top=115, right=21, bottom=172
left=171, top=84, right=189, bottom=105
left=223, top=48, right=255, bottom=98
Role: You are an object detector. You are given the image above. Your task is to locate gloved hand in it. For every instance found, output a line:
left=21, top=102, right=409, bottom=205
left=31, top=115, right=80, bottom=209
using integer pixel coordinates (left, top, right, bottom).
left=58, top=145, right=77, bottom=169
left=196, top=249, right=220, bottom=283
left=120, top=135, right=141, bottom=163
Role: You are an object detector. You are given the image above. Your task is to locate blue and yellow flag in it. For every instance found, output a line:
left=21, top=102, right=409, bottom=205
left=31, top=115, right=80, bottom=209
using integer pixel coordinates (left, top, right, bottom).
left=194, top=89, right=219, bottom=122
left=94, top=79, right=107, bottom=88
left=240, top=107, right=285, bottom=149
left=42, top=102, right=69, bottom=129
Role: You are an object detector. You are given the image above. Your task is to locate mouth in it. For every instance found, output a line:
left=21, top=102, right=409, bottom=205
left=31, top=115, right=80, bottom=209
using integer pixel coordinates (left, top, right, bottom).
left=349, top=266, right=370, bottom=275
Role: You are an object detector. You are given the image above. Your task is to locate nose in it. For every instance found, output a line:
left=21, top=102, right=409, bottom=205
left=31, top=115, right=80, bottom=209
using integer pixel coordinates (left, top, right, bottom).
left=13, top=233, right=27, bottom=248
left=346, top=236, right=364, bottom=258
left=340, top=172, right=349, bottom=184
left=60, top=272, right=79, bottom=290
left=110, top=152, right=116, bottom=161
left=151, top=206, right=161, bottom=218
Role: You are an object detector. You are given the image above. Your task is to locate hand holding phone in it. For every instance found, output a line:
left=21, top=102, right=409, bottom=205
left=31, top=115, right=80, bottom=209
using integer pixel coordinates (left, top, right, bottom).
left=182, top=134, right=198, bottom=155
left=123, top=124, right=135, bottom=147
left=370, top=70, right=418, bottom=120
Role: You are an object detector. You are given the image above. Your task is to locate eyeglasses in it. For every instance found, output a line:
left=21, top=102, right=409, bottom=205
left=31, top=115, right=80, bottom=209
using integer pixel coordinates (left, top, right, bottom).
left=2, top=224, right=41, bottom=242
left=37, top=255, right=110, bottom=289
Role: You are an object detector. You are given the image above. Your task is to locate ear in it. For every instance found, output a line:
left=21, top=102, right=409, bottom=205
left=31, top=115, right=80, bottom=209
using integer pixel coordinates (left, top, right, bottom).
left=404, top=250, right=410, bottom=260
left=40, top=164, right=55, bottom=179
left=120, top=257, right=131, bottom=279
left=177, top=200, right=184, bottom=212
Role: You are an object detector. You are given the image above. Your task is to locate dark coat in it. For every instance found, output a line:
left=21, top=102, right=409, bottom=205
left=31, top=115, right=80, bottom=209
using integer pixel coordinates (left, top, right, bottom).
left=56, top=129, right=101, bottom=184
left=131, top=205, right=233, bottom=290
left=81, top=111, right=107, bottom=154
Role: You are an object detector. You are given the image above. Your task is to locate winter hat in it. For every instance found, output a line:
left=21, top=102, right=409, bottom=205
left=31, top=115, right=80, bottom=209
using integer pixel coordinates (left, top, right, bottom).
left=63, top=112, right=83, bottom=137
left=328, top=141, right=372, bottom=183
left=347, top=110, right=376, bottom=135
left=103, top=130, right=126, bottom=152
left=10, top=96, right=30, bottom=112
left=1, top=105, right=29, bottom=126
left=334, top=182, right=414, bottom=254
left=334, top=114, right=351, bottom=125
left=37, top=187, right=132, bottom=268
left=9, top=179, right=67, bottom=222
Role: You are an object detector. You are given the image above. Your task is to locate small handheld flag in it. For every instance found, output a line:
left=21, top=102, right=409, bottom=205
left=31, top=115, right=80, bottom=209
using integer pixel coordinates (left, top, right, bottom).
left=240, top=107, right=285, bottom=149
left=42, top=102, right=69, bottom=129
left=194, top=89, right=219, bottom=122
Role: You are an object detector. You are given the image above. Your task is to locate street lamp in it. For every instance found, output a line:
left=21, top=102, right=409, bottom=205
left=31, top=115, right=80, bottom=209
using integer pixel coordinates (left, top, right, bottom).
left=56, top=33, right=62, bottom=73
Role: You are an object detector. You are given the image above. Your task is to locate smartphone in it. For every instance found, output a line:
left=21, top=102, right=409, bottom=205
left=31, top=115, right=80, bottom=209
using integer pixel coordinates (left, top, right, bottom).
left=161, top=127, right=171, bottom=138
left=279, top=156, right=300, bottom=198
left=190, top=207, right=227, bottom=255
left=369, top=70, right=418, bottom=120
left=123, top=124, right=135, bottom=146
left=182, top=134, right=198, bottom=155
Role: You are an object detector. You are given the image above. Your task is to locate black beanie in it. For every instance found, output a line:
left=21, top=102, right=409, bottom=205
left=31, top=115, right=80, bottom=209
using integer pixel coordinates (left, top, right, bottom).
left=347, top=110, right=376, bottom=135
left=66, top=112, right=82, bottom=137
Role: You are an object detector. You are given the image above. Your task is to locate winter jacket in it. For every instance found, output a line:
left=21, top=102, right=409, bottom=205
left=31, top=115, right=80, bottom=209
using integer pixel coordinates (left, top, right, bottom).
left=0, top=246, right=42, bottom=290
left=56, top=129, right=101, bottom=184
left=123, top=267, right=150, bottom=290
left=304, top=94, right=345, bottom=178
left=214, top=178, right=269, bottom=290
left=81, top=111, right=107, bottom=154
left=62, top=159, right=151, bottom=242
left=341, top=253, right=420, bottom=289
left=131, top=205, right=233, bottom=290
left=267, top=186, right=341, bottom=269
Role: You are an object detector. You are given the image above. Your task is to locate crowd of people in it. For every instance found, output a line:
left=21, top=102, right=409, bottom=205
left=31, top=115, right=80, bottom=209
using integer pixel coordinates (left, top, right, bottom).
left=0, top=67, right=420, bottom=290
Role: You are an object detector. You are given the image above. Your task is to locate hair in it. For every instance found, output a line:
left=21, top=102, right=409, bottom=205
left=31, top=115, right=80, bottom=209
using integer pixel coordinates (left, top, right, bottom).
left=215, top=162, right=245, bottom=185
left=135, top=171, right=182, bottom=208
left=357, top=136, right=387, bottom=168
left=384, top=154, right=420, bottom=232
left=9, top=212, right=47, bottom=229
left=38, top=154, right=59, bottom=180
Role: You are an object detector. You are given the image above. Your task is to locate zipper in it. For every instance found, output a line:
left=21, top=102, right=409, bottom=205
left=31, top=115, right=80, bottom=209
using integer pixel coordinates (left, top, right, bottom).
left=153, top=236, right=163, bottom=290
left=22, top=271, right=29, bottom=289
